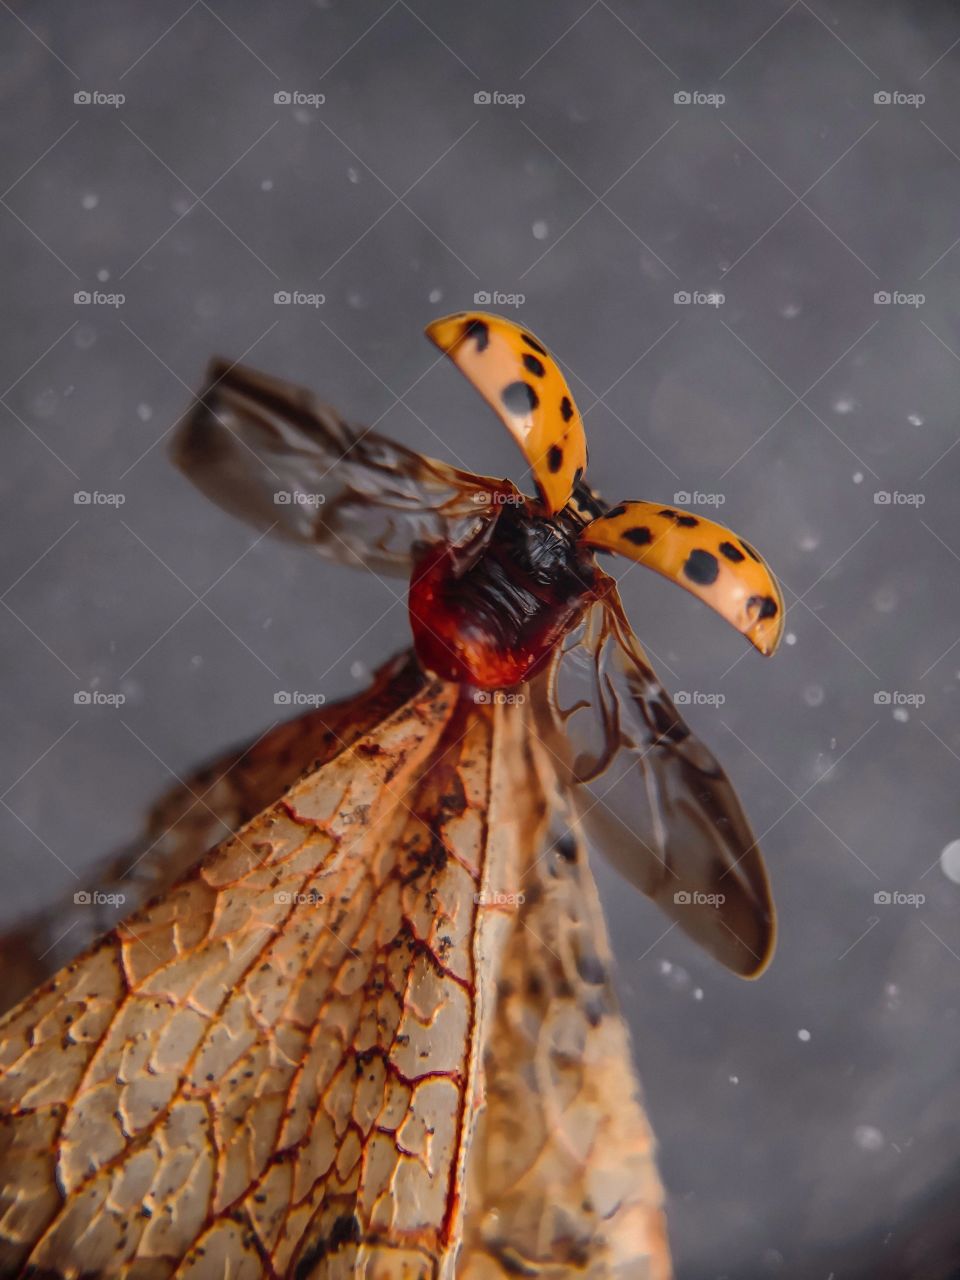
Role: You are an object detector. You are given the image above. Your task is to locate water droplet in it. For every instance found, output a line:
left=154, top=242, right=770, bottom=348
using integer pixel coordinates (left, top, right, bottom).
left=659, top=960, right=690, bottom=992
left=33, top=388, right=58, bottom=418
left=803, top=684, right=824, bottom=708
left=893, top=707, right=909, bottom=723
left=189, top=654, right=203, bottom=669
left=428, top=287, right=443, bottom=304
left=350, top=660, right=370, bottom=681
left=797, top=1028, right=811, bottom=1042
left=96, top=267, right=110, bottom=282
left=785, top=632, right=797, bottom=646
left=692, top=987, right=704, bottom=1001
left=873, top=585, right=898, bottom=613
left=532, top=219, right=549, bottom=241
left=854, top=1124, right=884, bottom=1152
left=347, top=290, right=367, bottom=310
left=852, top=471, right=864, bottom=484
left=798, top=532, right=820, bottom=552
left=136, top=403, right=153, bottom=423
left=74, top=326, right=96, bottom=350
left=260, top=177, right=274, bottom=192
left=347, top=166, right=360, bottom=184
left=171, top=195, right=191, bottom=217
left=780, top=301, right=801, bottom=319
left=81, top=192, right=99, bottom=210
left=885, top=982, right=900, bottom=1010
left=293, top=107, right=313, bottom=126
left=729, top=1074, right=739, bottom=1084
left=833, top=396, right=855, bottom=415
left=940, top=839, right=960, bottom=883
left=907, top=413, right=924, bottom=427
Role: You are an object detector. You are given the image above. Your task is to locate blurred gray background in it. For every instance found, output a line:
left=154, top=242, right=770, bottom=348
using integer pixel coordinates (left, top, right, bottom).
left=2, top=2, right=960, bottom=1275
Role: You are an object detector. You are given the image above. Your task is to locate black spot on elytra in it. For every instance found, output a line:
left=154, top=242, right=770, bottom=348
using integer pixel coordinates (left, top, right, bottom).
left=607, top=503, right=627, bottom=518
left=522, top=331, right=547, bottom=356
left=683, top=549, right=720, bottom=585
left=547, top=445, right=563, bottom=472
left=740, top=540, right=762, bottom=562
left=658, top=508, right=677, bottom=519
left=676, top=514, right=699, bottom=528
left=522, top=352, right=545, bottom=377
left=720, top=541, right=745, bottom=563
left=748, top=594, right=779, bottom=619
left=623, top=525, right=652, bottom=546
left=502, top=381, right=539, bottom=414
left=560, top=395, right=574, bottom=422
left=463, top=318, right=489, bottom=352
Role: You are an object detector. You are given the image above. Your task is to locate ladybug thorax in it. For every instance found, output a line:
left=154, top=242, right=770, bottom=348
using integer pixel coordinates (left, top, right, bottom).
left=408, top=504, right=597, bottom=690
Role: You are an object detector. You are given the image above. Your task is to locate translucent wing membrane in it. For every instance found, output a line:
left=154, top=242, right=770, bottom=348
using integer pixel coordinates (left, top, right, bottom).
left=426, top=312, right=588, bottom=516
left=533, top=576, right=775, bottom=977
left=173, top=360, right=516, bottom=575
left=0, top=669, right=669, bottom=1277
left=579, top=500, right=784, bottom=655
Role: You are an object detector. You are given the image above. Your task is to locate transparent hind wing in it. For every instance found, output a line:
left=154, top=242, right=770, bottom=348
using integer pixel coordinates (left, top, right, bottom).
left=534, top=577, right=775, bottom=977
left=173, top=360, right=514, bottom=574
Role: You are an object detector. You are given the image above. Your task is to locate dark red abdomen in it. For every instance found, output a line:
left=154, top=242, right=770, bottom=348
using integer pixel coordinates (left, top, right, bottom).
left=408, top=506, right=597, bottom=690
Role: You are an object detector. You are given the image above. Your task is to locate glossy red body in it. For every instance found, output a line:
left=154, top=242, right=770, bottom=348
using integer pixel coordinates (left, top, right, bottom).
left=408, top=506, right=597, bottom=691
